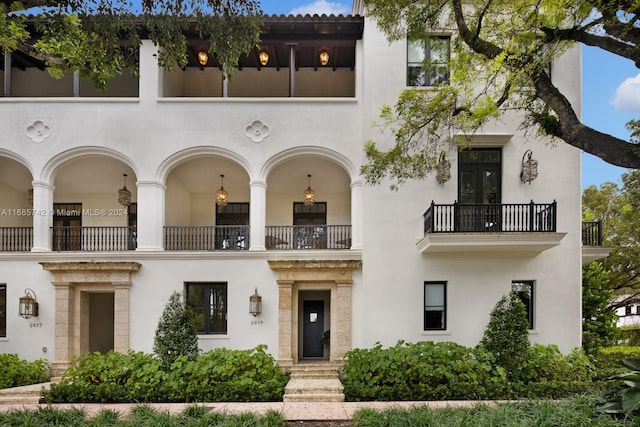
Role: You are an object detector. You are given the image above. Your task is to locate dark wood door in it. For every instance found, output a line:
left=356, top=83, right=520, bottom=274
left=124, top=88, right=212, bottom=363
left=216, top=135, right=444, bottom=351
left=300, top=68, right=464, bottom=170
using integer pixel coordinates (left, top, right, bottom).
left=302, top=300, right=324, bottom=357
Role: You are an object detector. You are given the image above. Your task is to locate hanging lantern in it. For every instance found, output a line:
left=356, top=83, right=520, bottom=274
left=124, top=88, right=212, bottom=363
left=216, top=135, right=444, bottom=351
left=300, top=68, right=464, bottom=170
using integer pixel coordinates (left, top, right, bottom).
left=303, top=174, right=315, bottom=206
left=216, top=174, right=228, bottom=207
left=118, top=173, right=132, bottom=207
left=436, top=151, right=451, bottom=185
left=259, top=50, right=269, bottom=66
left=520, top=149, right=538, bottom=185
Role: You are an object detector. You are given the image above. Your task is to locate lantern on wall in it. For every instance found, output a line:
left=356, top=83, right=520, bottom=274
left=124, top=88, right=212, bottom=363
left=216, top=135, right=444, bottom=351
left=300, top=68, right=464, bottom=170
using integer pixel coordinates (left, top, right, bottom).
left=18, top=288, right=38, bottom=319
left=436, top=151, right=451, bottom=185
left=249, top=287, right=262, bottom=316
left=520, top=149, right=538, bottom=185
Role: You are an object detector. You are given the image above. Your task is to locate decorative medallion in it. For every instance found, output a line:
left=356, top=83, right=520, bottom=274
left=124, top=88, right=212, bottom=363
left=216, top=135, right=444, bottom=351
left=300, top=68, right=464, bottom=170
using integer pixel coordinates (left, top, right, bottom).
left=245, top=119, right=270, bottom=143
left=25, top=120, right=51, bottom=143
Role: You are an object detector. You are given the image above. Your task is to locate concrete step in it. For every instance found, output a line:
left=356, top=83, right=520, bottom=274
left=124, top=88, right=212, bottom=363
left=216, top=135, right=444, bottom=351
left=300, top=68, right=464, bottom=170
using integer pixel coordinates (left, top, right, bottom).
left=283, top=393, right=345, bottom=402
left=285, top=379, right=344, bottom=394
left=0, top=394, right=41, bottom=404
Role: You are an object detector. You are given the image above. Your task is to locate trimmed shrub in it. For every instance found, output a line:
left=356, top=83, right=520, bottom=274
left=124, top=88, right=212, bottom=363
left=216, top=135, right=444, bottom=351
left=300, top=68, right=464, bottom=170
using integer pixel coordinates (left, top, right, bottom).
left=342, top=341, right=507, bottom=401
left=153, top=291, right=199, bottom=370
left=478, top=292, right=531, bottom=381
left=0, top=354, right=49, bottom=389
left=342, top=341, right=596, bottom=401
left=592, top=346, right=640, bottom=380
left=41, top=345, right=287, bottom=403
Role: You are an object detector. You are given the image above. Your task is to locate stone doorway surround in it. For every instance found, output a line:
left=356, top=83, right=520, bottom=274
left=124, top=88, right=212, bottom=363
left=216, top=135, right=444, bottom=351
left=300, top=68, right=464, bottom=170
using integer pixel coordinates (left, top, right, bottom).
left=40, top=261, right=141, bottom=376
left=268, top=260, right=361, bottom=368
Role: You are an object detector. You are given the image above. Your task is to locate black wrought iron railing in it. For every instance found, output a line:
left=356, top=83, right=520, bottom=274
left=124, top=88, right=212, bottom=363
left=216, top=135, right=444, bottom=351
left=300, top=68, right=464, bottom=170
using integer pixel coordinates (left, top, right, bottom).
left=423, top=201, right=557, bottom=234
left=164, top=225, right=249, bottom=251
left=582, top=221, right=603, bottom=246
left=0, top=227, right=33, bottom=251
left=264, top=225, right=352, bottom=250
left=51, top=226, right=136, bottom=251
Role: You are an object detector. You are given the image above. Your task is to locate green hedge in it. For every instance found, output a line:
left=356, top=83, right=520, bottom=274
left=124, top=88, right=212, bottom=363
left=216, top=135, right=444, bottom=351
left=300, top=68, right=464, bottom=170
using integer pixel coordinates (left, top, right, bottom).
left=41, top=345, right=288, bottom=403
left=341, top=341, right=595, bottom=401
left=592, top=346, right=640, bottom=380
left=0, top=354, right=49, bottom=389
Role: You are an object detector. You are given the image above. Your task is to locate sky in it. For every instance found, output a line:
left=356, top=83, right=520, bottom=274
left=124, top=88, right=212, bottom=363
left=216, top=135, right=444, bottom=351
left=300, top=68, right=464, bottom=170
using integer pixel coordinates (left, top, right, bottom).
left=261, top=0, right=639, bottom=191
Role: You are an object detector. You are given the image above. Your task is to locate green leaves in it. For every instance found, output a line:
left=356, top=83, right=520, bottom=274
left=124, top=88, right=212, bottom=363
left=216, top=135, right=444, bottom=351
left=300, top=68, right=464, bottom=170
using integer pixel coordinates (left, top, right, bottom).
left=0, top=354, right=49, bottom=389
left=598, top=357, right=640, bottom=416
left=153, top=291, right=199, bottom=370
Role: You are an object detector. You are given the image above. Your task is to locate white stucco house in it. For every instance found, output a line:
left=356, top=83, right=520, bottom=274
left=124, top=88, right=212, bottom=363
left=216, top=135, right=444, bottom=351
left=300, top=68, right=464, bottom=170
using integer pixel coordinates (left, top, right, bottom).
left=0, top=2, right=606, bottom=376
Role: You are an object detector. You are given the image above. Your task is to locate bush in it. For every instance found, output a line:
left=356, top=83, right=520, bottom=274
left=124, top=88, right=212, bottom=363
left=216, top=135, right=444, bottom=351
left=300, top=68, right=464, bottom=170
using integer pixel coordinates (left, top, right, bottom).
left=592, top=346, right=640, bottom=380
left=42, top=345, right=288, bottom=403
left=342, top=341, right=507, bottom=401
left=342, top=341, right=596, bottom=401
left=478, top=292, right=531, bottom=381
left=0, top=354, right=49, bottom=389
left=153, top=291, right=199, bottom=370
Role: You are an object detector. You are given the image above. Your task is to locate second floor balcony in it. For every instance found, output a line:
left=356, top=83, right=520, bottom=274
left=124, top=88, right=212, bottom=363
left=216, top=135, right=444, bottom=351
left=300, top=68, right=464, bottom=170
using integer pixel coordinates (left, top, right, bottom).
left=417, top=201, right=566, bottom=256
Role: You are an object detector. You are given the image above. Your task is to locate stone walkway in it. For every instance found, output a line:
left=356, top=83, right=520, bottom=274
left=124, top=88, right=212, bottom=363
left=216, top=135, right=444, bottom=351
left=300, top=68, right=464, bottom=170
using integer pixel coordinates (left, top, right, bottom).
left=0, top=383, right=493, bottom=421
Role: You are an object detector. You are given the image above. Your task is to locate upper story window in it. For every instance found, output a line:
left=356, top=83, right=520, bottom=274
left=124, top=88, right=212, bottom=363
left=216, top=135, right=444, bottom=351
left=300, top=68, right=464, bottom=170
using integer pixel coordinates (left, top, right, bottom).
left=407, top=36, right=450, bottom=86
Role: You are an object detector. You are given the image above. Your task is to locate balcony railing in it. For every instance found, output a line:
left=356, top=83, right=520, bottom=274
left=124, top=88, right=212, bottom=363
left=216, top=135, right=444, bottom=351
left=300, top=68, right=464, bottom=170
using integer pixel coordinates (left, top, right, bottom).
left=265, top=225, right=352, bottom=250
left=423, top=201, right=557, bottom=234
left=0, top=227, right=33, bottom=251
left=51, top=226, right=136, bottom=251
left=164, top=225, right=249, bottom=251
left=582, top=221, right=603, bottom=246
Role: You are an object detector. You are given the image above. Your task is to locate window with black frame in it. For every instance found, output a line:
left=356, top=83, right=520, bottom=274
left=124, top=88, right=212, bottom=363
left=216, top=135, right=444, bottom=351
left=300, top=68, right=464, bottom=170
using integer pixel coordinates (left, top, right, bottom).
left=0, top=284, right=6, bottom=337
left=512, top=281, right=534, bottom=329
left=185, top=282, right=227, bottom=334
left=407, top=35, right=450, bottom=86
left=424, top=282, right=446, bottom=330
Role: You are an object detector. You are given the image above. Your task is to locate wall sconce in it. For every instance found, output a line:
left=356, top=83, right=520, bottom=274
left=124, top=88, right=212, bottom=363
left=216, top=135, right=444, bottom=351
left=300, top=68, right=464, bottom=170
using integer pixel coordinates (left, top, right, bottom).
left=259, top=50, right=269, bottom=66
left=520, top=149, right=538, bottom=185
left=198, top=50, right=209, bottom=66
left=118, top=173, right=132, bottom=207
left=216, top=174, right=228, bottom=207
left=436, top=151, right=451, bottom=185
left=19, top=288, right=39, bottom=319
left=249, top=287, right=262, bottom=316
left=319, top=50, right=329, bottom=66
left=303, top=174, right=315, bottom=206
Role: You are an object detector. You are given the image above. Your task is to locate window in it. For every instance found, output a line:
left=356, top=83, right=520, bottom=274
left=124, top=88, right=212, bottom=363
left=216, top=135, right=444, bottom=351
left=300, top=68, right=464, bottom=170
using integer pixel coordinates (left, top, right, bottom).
left=185, top=282, right=227, bottom=334
left=512, top=281, right=534, bottom=329
left=424, top=282, right=446, bottom=330
left=0, top=284, right=5, bottom=337
left=626, top=305, right=633, bottom=316
left=407, top=36, right=450, bottom=86
left=216, top=203, right=249, bottom=250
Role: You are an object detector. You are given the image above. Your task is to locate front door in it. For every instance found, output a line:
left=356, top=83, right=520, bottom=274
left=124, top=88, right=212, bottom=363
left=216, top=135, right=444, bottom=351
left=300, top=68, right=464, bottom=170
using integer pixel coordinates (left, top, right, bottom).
left=302, top=300, right=324, bottom=357
left=457, top=149, right=502, bottom=231
left=88, top=293, right=114, bottom=354
left=53, top=203, right=82, bottom=251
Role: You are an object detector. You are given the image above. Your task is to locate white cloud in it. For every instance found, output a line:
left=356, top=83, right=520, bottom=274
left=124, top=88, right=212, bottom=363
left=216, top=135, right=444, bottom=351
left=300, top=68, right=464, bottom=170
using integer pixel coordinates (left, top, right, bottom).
left=289, top=0, right=351, bottom=16
left=611, top=73, right=640, bottom=113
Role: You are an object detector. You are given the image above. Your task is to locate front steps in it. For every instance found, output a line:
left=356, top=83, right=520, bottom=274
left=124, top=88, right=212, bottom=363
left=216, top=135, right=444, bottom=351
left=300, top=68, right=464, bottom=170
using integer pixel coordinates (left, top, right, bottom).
left=283, top=363, right=344, bottom=402
left=0, top=383, right=49, bottom=405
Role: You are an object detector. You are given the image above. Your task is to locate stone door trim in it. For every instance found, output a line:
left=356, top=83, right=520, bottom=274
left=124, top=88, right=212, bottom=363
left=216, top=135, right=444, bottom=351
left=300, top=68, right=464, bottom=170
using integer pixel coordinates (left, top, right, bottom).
left=268, top=259, right=361, bottom=367
left=40, top=261, right=141, bottom=376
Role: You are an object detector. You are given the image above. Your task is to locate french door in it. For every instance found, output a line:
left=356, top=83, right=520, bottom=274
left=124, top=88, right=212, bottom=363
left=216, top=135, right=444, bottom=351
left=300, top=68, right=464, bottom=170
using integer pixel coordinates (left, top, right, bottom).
left=457, top=149, right=502, bottom=231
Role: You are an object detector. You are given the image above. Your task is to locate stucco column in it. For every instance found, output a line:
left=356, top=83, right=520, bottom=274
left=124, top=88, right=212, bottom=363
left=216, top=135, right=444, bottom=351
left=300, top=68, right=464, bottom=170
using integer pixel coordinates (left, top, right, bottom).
left=135, top=180, right=165, bottom=251
left=113, top=282, right=131, bottom=352
left=31, top=180, right=54, bottom=252
left=249, top=180, right=267, bottom=250
left=350, top=179, right=363, bottom=250
left=139, top=40, right=160, bottom=103
left=52, top=282, right=73, bottom=376
left=277, top=280, right=294, bottom=367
